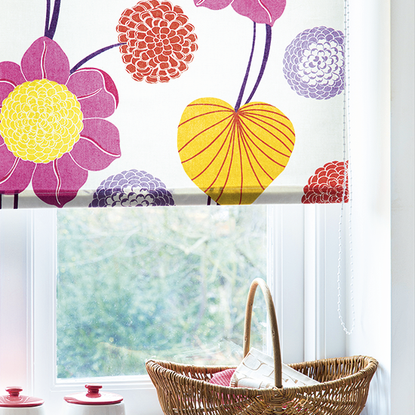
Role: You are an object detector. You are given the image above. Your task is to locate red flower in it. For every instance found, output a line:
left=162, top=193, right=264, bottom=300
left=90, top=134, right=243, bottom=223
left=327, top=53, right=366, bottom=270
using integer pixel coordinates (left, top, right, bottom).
left=302, top=161, right=348, bottom=204
left=116, top=0, right=198, bottom=83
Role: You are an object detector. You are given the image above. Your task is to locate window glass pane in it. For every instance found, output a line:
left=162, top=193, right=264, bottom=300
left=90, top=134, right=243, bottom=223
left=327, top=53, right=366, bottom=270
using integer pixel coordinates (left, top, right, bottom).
left=56, top=206, right=267, bottom=379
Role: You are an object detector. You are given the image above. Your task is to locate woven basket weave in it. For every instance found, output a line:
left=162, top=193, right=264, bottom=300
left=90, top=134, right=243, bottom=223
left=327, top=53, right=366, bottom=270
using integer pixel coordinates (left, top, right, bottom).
left=146, top=278, right=378, bottom=415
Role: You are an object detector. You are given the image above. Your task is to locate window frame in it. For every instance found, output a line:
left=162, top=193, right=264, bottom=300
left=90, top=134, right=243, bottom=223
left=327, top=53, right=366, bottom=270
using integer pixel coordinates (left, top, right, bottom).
left=18, top=204, right=346, bottom=414
left=33, top=208, right=175, bottom=415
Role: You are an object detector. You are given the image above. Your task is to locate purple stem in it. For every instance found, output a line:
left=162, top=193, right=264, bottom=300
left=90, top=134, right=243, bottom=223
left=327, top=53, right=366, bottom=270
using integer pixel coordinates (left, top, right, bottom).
left=45, top=0, right=61, bottom=40
left=44, top=0, right=51, bottom=37
left=70, top=43, right=125, bottom=73
left=235, top=22, right=257, bottom=111
left=206, top=196, right=220, bottom=205
left=244, top=24, right=272, bottom=105
left=0, top=194, right=19, bottom=209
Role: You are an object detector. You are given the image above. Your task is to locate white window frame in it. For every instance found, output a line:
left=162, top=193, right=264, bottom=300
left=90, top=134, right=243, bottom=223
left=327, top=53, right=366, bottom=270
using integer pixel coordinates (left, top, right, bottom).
left=0, top=204, right=348, bottom=415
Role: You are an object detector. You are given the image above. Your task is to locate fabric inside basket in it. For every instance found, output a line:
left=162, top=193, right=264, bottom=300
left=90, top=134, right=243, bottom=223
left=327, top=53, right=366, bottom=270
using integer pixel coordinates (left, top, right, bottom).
left=210, top=348, right=319, bottom=389
left=209, top=368, right=236, bottom=386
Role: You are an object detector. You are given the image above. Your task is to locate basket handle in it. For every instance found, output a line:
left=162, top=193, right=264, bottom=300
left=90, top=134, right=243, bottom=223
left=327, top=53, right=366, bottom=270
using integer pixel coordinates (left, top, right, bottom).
left=243, top=278, right=283, bottom=388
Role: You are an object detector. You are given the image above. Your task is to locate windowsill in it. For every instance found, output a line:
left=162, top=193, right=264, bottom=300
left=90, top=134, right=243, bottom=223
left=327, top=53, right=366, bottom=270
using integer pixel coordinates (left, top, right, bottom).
left=35, top=380, right=163, bottom=415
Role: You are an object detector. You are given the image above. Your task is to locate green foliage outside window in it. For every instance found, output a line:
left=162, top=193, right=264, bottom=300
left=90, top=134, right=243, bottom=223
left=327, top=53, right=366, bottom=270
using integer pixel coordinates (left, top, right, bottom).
left=57, top=206, right=267, bottom=378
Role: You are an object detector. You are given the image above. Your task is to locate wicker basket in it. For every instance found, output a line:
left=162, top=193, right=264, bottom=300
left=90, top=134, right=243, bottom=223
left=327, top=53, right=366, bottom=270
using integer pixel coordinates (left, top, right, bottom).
left=146, top=278, right=378, bottom=415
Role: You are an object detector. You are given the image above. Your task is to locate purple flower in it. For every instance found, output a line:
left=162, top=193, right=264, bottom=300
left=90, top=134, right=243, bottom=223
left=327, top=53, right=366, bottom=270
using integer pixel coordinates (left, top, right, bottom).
left=0, top=37, right=121, bottom=207
left=283, top=26, right=345, bottom=100
left=194, top=0, right=286, bottom=26
left=89, top=169, right=175, bottom=207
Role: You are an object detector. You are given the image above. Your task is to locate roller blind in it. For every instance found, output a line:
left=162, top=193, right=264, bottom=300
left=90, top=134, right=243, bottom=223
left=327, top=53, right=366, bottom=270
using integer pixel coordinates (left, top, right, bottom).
left=0, top=0, right=348, bottom=209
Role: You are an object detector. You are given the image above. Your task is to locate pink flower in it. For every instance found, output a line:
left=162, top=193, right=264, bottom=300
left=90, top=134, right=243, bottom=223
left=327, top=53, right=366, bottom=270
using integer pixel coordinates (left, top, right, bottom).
left=194, top=0, right=286, bottom=26
left=0, top=37, right=121, bottom=207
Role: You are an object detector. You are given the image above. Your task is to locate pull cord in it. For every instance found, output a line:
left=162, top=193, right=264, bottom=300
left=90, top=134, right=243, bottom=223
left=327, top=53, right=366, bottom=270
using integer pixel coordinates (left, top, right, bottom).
left=337, top=0, right=355, bottom=336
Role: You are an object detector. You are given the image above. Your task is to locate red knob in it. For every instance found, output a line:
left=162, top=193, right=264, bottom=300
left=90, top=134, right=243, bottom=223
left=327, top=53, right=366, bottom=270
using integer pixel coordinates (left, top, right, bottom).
left=85, top=384, right=102, bottom=397
left=6, top=388, right=22, bottom=397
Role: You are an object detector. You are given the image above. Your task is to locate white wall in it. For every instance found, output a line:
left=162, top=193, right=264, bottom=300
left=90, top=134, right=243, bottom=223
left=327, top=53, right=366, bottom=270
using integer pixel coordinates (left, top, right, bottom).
left=390, top=0, right=415, bottom=412
left=348, top=0, right=415, bottom=414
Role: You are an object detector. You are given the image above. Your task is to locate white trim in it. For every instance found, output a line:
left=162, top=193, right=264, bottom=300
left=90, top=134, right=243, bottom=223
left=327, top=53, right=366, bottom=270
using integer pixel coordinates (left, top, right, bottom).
left=0, top=210, right=33, bottom=393
left=304, top=204, right=347, bottom=362
left=268, top=204, right=305, bottom=364
left=303, top=205, right=317, bottom=362
left=268, top=204, right=348, bottom=365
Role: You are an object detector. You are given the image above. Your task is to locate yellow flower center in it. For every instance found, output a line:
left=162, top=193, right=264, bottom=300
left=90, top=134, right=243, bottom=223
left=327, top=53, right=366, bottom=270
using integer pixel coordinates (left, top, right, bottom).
left=0, top=79, right=83, bottom=164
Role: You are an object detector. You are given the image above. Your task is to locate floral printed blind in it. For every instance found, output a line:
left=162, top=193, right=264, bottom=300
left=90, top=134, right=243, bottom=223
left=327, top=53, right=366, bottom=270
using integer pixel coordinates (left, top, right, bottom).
left=0, top=0, right=347, bottom=209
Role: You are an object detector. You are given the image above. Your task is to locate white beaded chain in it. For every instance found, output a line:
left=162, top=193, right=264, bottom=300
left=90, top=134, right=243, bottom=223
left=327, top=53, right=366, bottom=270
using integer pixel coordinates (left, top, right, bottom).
left=337, top=0, right=355, bottom=336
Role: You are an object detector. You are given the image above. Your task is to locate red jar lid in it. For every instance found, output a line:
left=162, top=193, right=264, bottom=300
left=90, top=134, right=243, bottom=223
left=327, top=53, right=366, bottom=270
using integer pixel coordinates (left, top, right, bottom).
left=0, top=387, right=44, bottom=407
left=64, top=385, right=123, bottom=406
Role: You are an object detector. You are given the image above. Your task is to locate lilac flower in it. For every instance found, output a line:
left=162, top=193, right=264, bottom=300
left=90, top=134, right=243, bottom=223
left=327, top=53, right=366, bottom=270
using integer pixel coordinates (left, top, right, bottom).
left=283, top=26, right=345, bottom=100
left=89, top=169, right=175, bottom=207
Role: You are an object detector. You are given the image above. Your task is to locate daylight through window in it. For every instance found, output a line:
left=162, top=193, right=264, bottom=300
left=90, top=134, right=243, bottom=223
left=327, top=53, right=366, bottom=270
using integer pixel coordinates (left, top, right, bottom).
left=56, top=205, right=268, bottom=379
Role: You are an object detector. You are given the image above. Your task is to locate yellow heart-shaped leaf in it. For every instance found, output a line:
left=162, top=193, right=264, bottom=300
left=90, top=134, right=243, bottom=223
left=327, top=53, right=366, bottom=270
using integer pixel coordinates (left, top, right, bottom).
left=178, top=97, right=295, bottom=205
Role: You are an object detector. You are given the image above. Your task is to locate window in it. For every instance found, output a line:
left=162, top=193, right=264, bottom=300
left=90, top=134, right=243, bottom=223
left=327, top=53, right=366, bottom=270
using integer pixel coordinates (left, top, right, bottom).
left=24, top=203, right=345, bottom=414
left=0, top=203, right=348, bottom=414
left=56, top=206, right=268, bottom=379
left=0, top=204, right=348, bottom=412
